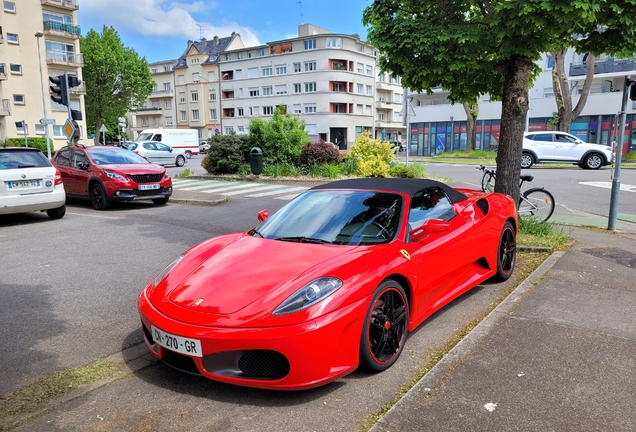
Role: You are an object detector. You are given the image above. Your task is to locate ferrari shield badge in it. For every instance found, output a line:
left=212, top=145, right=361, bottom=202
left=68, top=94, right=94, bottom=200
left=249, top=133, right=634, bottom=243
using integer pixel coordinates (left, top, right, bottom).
left=193, top=298, right=204, bottom=306
left=400, top=249, right=411, bottom=260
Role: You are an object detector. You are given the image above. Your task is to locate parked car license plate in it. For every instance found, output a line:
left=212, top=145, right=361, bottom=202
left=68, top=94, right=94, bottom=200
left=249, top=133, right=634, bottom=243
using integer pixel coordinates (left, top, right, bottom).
left=151, top=325, right=202, bottom=357
left=138, top=184, right=160, bottom=190
left=8, top=180, right=40, bottom=188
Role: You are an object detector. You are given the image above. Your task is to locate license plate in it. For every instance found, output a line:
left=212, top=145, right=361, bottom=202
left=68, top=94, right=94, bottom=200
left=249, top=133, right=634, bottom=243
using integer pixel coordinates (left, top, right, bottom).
left=9, top=180, right=40, bottom=188
left=138, top=184, right=160, bottom=190
left=151, top=325, right=202, bottom=357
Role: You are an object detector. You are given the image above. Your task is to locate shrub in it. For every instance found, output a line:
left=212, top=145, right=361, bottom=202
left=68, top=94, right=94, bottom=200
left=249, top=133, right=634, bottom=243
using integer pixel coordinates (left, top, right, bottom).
left=201, top=133, right=252, bottom=174
left=299, top=140, right=340, bottom=166
left=311, top=163, right=341, bottom=178
left=388, top=165, right=418, bottom=178
left=2, top=137, right=54, bottom=157
left=623, top=151, right=636, bottom=161
left=349, top=131, right=395, bottom=177
left=262, top=162, right=303, bottom=178
left=337, top=155, right=357, bottom=176
left=248, top=107, right=312, bottom=165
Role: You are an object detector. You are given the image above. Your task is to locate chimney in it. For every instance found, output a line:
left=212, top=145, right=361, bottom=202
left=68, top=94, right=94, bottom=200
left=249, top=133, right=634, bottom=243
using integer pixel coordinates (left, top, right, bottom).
left=213, top=35, right=219, bottom=44
left=187, top=40, right=194, bottom=47
left=201, top=37, right=206, bottom=44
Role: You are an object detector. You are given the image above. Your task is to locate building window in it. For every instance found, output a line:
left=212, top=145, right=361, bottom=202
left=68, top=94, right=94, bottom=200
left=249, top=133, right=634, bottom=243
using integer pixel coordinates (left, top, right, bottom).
left=193, top=73, right=200, bottom=82
left=357, top=44, right=363, bottom=52
left=9, top=64, right=21, bottom=74
left=209, top=91, right=216, bottom=101
left=304, top=61, right=316, bottom=72
left=294, top=83, right=301, bottom=93
left=261, top=66, right=272, bottom=76
left=247, top=67, right=258, bottom=78
left=13, top=94, right=24, bottom=104
left=209, top=109, right=217, bottom=120
left=304, top=39, right=316, bottom=50
left=178, top=75, right=185, bottom=84
left=249, top=88, right=260, bottom=97
left=3, top=1, right=15, bottom=12
left=293, top=63, right=301, bottom=73
left=225, top=126, right=234, bottom=134
left=276, top=65, right=287, bottom=75
left=262, top=86, right=273, bottom=96
left=165, top=100, right=172, bottom=109
left=237, top=108, right=244, bottom=117
left=332, top=103, right=347, bottom=113
left=53, top=125, right=65, bottom=138
left=250, top=106, right=260, bottom=116
left=142, top=118, right=149, bottom=127
left=275, top=85, right=287, bottom=95
left=365, top=105, right=372, bottom=115
left=180, top=111, right=187, bottom=121
left=237, top=52, right=243, bottom=59
left=304, top=103, right=316, bottom=114
left=326, top=37, right=342, bottom=48
left=357, top=83, right=363, bottom=94
left=165, top=116, right=173, bottom=125
left=7, top=33, right=18, bottom=44
left=179, top=92, right=186, bottom=103
left=191, top=91, right=199, bottom=102
left=366, top=65, right=373, bottom=75
left=263, top=106, right=273, bottom=116
left=34, top=124, right=46, bottom=135
left=151, top=68, right=158, bottom=73
left=305, top=82, right=316, bottom=93
left=238, top=126, right=245, bottom=133
left=258, top=49, right=265, bottom=57
left=192, top=110, right=200, bottom=120
left=357, top=62, right=364, bottom=74
left=163, top=82, right=171, bottom=91
left=366, top=85, right=373, bottom=95
left=332, top=82, right=345, bottom=92
left=164, top=65, right=171, bottom=72
left=293, top=104, right=301, bottom=114
left=225, top=54, right=231, bottom=61
left=356, top=104, right=363, bottom=114
left=379, top=73, right=386, bottom=82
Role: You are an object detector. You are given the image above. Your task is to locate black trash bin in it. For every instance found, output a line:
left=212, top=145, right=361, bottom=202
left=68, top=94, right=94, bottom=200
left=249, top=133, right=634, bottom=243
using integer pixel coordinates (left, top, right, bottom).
left=250, top=147, right=263, bottom=175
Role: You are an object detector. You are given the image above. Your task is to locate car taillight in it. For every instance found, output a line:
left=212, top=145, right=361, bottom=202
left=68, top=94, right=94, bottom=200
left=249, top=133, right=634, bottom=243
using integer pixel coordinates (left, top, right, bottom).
left=54, top=169, right=63, bottom=186
left=134, top=150, right=140, bottom=154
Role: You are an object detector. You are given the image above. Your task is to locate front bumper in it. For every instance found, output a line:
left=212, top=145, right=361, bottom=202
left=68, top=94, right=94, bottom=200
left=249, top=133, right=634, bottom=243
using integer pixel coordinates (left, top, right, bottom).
left=138, top=289, right=368, bottom=390
left=109, top=186, right=172, bottom=202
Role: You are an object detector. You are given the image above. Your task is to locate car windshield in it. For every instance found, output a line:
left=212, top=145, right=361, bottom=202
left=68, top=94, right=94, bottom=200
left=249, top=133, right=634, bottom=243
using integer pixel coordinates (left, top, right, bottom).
left=0, top=150, right=51, bottom=169
left=87, top=148, right=150, bottom=165
left=256, top=190, right=402, bottom=246
left=136, top=133, right=154, bottom=141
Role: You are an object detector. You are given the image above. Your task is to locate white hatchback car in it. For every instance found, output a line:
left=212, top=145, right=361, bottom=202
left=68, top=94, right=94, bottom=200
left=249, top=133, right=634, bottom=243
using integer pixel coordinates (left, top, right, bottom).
left=0, top=147, right=66, bottom=219
left=126, top=141, right=187, bottom=167
left=522, top=131, right=613, bottom=169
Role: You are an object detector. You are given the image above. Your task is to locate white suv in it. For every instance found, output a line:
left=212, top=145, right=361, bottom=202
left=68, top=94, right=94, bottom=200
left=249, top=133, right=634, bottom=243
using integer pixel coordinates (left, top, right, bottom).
left=521, top=131, right=613, bottom=169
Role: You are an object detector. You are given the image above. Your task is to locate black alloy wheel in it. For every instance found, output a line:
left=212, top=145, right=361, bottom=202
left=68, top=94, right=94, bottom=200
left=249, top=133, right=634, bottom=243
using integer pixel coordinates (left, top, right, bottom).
left=493, top=221, right=516, bottom=281
left=90, top=183, right=111, bottom=210
left=359, top=280, right=409, bottom=372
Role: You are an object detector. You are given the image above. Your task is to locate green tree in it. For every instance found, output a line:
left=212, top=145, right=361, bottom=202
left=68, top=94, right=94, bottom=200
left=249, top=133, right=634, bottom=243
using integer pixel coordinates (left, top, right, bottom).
left=81, top=26, right=154, bottom=144
left=363, top=1, right=636, bottom=202
left=248, top=107, right=312, bottom=165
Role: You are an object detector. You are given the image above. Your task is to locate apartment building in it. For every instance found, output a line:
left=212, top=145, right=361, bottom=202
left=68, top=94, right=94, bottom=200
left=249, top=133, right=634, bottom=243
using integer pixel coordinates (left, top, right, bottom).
left=375, top=71, right=405, bottom=143
left=408, top=50, right=636, bottom=156
left=219, top=24, right=378, bottom=149
left=0, top=0, right=86, bottom=148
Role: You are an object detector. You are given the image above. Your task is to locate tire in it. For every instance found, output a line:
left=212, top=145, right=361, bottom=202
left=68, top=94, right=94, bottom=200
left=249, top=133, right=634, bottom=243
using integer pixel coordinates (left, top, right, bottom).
left=185, top=151, right=192, bottom=159
left=152, top=197, right=169, bottom=205
left=90, top=183, right=111, bottom=210
left=583, top=153, right=603, bottom=170
left=520, top=153, right=534, bottom=169
left=176, top=155, right=186, bottom=167
left=518, top=188, right=555, bottom=223
left=492, top=221, right=516, bottom=282
left=481, top=172, right=495, bottom=192
left=359, top=280, right=409, bottom=372
left=46, top=204, right=66, bottom=219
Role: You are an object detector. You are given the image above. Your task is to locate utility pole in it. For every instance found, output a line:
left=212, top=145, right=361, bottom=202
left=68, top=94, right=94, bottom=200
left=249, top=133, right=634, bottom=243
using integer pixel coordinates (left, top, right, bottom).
left=608, top=75, right=632, bottom=230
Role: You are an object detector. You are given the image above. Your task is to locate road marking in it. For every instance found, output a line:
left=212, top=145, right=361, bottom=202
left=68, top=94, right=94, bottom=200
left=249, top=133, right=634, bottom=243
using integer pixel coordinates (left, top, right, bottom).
left=199, top=183, right=272, bottom=193
left=579, top=181, right=636, bottom=192
left=222, top=184, right=288, bottom=196
left=170, top=179, right=202, bottom=187
left=178, top=182, right=233, bottom=191
left=67, top=212, right=123, bottom=219
left=245, top=186, right=309, bottom=197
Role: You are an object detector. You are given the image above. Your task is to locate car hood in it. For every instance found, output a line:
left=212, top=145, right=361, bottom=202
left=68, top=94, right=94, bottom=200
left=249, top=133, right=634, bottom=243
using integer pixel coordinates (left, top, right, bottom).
left=157, top=235, right=355, bottom=316
left=100, top=164, right=165, bottom=173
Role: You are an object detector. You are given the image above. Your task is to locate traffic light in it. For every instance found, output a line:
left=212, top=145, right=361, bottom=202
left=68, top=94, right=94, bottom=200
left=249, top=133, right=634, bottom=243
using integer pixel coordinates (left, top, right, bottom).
left=49, top=75, right=69, bottom=107
left=67, top=75, right=82, bottom=90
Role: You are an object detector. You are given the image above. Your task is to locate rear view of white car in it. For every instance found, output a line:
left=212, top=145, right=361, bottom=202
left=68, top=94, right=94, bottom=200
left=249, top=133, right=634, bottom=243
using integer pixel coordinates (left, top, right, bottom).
left=521, top=131, right=613, bottom=169
left=0, top=147, right=66, bottom=219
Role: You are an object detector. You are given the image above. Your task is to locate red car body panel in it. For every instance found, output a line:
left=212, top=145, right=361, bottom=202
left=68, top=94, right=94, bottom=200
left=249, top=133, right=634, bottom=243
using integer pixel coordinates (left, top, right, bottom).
left=138, top=180, right=517, bottom=390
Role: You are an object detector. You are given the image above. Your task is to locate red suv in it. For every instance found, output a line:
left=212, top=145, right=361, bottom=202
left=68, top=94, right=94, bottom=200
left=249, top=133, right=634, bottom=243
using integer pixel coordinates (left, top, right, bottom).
left=52, top=145, right=172, bottom=210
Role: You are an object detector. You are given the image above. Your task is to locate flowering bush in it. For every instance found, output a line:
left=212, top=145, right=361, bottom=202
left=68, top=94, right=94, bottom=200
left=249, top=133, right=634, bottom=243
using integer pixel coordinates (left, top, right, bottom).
left=299, top=140, right=340, bottom=166
left=349, top=131, right=395, bottom=177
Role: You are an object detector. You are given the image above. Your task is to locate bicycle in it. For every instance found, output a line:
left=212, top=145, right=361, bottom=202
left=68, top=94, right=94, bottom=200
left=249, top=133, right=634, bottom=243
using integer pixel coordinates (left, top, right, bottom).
left=477, top=165, right=555, bottom=223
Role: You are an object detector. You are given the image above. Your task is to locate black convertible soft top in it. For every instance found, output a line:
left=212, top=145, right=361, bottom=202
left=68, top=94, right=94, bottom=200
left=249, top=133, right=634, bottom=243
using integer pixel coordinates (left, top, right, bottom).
left=311, top=178, right=468, bottom=204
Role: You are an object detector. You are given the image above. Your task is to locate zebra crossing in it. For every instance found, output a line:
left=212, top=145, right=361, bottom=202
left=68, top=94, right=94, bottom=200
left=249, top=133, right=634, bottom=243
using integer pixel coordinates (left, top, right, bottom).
left=171, top=179, right=310, bottom=200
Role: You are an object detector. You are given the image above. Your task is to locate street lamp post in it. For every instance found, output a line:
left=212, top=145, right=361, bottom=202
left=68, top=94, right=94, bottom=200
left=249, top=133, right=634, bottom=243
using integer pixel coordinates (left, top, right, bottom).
left=35, top=31, right=52, bottom=159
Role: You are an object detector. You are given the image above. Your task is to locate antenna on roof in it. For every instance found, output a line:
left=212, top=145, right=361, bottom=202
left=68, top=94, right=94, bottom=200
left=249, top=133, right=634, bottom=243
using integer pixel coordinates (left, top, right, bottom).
left=297, top=1, right=303, bottom=25
left=194, top=23, right=207, bottom=40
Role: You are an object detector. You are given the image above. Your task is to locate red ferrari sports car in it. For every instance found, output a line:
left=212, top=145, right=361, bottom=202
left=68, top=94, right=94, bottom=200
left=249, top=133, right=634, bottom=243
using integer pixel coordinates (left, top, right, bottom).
left=138, top=178, right=517, bottom=390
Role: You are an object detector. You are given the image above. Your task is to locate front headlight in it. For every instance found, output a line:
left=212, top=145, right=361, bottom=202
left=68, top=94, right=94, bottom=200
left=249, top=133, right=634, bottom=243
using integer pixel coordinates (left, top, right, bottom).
left=104, top=170, right=127, bottom=181
left=152, top=255, right=184, bottom=288
left=272, top=277, right=342, bottom=315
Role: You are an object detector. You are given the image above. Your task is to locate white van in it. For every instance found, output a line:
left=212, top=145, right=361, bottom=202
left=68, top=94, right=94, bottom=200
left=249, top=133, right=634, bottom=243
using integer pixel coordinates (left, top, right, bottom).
left=136, top=129, right=199, bottom=159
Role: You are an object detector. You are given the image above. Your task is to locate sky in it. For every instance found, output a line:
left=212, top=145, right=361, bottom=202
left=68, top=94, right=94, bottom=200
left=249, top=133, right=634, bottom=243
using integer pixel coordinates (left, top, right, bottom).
left=78, top=0, right=374, bottom=64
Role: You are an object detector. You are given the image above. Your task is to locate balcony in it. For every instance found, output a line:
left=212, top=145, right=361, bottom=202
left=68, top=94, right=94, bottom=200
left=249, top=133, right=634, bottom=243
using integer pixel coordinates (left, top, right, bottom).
left=375, top=100, right=394, bottom=110
left=570, top=58, right=636, bottom=77
left=149, top=89, right=174, bottom=98
left=0, top=63, right=6, bottom=80
left=0, top=99, right=10, bottom=116
left=46, top=50, right=83, bottom=67
left=41, top=0, right=79, bottom=11
left=43, top=20, right=81, bottom=39
left=134, top=107, right=163, bottom=116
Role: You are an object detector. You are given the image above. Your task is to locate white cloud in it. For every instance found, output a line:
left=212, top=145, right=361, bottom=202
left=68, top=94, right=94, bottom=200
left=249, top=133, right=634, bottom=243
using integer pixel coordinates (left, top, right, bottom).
left=81, top=0, right=260, bottom=46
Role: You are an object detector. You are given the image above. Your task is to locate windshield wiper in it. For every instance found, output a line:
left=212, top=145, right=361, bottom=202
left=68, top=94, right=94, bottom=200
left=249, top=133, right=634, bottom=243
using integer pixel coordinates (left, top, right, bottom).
left=249, top=228, right=263, bottom=238
left=274, top=236, right=332, bottom=244
left=17, top=164, right=37, bottom=168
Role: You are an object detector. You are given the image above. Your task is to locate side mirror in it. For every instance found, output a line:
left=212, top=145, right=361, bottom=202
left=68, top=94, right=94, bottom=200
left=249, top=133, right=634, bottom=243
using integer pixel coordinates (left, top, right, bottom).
left=77, top=161, right=89, bottom=170
left=169, top=148, right=173, bottom=152
left=408, top=219, right=451, bottom=242
left=257, top=209, right=269, bottom=222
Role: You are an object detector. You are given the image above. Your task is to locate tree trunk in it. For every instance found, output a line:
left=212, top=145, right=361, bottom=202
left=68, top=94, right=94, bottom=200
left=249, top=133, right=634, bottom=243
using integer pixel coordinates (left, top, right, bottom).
left=571, top=53, right=596, bottom=121
left=462, top=102, right=478, bottom=152
left=495, top=55, right=533, bottom=204
left=552, top=50, right=595, bottom=132
left=94, top=121, right=102, bottom=145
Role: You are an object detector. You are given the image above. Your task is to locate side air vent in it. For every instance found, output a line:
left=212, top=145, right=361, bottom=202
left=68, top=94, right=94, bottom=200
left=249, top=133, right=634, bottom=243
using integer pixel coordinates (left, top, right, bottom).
left=476, top=199, right=489, bottom=215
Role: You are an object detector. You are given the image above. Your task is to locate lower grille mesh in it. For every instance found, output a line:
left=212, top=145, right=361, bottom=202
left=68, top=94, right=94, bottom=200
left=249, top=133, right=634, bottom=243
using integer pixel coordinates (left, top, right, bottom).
left=238, top=350, right=290, bottom=379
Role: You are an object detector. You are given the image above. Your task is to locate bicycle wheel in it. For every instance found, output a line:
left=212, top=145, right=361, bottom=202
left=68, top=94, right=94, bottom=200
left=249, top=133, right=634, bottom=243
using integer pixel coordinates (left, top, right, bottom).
left=481, top=171, right=495, bottom=192
left=518, top=188, right=555, bottom=223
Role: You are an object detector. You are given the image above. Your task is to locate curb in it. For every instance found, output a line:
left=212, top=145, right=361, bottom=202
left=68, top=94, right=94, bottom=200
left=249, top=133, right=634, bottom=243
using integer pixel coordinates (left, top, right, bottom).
left=369, top=250, right=565, bottom=432
left=169, top=196, right=229, bottom=207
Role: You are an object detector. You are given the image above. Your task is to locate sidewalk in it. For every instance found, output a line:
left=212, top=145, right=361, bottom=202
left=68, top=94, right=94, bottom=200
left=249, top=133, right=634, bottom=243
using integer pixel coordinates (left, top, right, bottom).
left=371, top=223, right=636, bottom=431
